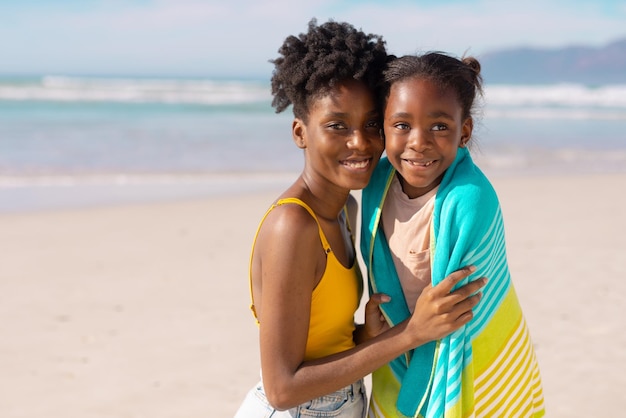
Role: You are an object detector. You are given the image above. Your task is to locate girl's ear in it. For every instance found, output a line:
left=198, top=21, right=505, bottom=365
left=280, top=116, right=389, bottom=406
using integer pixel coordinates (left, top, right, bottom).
left=459, top=117, right=473, bottom=148
left=292, top=119, right=307, bottom=149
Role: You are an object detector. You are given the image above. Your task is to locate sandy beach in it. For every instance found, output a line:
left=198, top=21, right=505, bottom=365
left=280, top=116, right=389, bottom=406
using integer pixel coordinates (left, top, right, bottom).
left=1, top=171, right=625, bottom=417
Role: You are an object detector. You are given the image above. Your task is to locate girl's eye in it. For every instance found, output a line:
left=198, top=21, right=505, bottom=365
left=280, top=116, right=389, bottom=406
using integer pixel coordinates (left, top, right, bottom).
left=432, top=123, right=447, bottom=131
left=393, top=122, right=410, bottom=131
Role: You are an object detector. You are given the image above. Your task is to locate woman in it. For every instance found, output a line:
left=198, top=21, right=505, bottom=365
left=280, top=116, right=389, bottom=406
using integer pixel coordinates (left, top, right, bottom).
left=235, top=22, right=486, bottom=417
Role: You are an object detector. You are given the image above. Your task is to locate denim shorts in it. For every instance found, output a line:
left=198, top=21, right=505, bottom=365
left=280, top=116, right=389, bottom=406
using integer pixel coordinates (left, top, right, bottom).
left=234, top=378, right=366, bottom=417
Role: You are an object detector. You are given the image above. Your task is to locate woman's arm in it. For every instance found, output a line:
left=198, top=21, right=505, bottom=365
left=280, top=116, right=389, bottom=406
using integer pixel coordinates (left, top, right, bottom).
left=255, top=205, right=485, bottom=410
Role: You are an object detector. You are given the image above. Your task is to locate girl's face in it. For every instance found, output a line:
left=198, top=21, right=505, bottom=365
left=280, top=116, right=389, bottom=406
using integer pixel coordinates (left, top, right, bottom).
left=384, top=77, right=472, bottom=199
left=294, top=79, right=383, bottom=191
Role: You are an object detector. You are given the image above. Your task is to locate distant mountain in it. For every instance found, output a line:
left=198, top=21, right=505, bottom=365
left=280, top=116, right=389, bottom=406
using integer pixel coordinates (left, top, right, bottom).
left=479, top=38, right=626, bottom=85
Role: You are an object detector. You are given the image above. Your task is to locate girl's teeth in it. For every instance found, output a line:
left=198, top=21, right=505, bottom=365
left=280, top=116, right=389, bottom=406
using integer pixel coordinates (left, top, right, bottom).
left=408, top=160, right=434, bottom=167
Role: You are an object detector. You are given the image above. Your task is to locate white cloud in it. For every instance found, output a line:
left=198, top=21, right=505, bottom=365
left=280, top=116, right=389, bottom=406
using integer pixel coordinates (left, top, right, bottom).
left=335, top=0, right=626, bottom=57
left=0, top=0, right=624, bottom=77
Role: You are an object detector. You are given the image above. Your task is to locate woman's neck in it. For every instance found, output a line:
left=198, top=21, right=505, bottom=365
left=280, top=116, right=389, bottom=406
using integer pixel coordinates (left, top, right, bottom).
left=296, top=174, right=349, bottom=222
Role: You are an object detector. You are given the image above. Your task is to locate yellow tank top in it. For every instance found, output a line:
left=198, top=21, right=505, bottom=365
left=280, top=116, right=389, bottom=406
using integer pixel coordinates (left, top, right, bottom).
left=249, top=197, right=363, bottom=361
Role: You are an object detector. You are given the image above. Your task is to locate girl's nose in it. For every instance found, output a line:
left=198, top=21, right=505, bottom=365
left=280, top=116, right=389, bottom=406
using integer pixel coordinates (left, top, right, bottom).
left=407, top=129, right=430, bottom=150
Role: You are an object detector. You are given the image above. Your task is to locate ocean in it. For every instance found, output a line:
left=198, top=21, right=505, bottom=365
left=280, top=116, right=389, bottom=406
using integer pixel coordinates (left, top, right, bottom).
left=1, top=75, right=625, bottom=212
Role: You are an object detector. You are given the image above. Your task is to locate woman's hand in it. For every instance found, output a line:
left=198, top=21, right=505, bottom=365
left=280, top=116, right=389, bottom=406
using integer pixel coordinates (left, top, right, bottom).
left=408, top=266, right=486, bottom=343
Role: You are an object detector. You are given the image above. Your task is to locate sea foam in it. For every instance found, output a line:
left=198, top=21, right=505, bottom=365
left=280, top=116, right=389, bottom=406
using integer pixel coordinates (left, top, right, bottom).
left=0, top=76, right=271, bottom=105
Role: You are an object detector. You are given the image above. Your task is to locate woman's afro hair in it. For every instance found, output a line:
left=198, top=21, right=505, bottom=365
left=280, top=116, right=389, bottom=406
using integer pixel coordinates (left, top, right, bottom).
left=270, top=18, right=388, bottom=120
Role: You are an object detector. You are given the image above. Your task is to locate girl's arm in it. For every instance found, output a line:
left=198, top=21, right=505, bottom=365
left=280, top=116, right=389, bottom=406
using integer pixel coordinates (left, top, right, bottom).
left=353, top=293, right=391, bottom=344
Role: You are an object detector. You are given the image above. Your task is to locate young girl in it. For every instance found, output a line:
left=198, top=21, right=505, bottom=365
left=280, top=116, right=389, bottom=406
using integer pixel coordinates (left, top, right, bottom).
left=361, top=53, right=545, bottom=417
left=235, top=23, right=486, bottom=417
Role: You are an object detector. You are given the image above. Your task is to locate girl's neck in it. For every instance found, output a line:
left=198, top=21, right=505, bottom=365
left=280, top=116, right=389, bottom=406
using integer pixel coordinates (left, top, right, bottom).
left=397, top=172, right=443, bottom=200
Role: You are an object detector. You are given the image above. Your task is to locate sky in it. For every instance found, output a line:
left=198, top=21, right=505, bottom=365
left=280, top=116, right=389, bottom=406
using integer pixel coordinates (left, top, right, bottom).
left=1, top=0, right=625, bottom=78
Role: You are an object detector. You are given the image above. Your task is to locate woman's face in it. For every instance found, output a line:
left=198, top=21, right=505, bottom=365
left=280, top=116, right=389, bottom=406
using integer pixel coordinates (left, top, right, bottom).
left=384, top=77, right=472, bottom=198
left=294, top=79, right=384, bottom=191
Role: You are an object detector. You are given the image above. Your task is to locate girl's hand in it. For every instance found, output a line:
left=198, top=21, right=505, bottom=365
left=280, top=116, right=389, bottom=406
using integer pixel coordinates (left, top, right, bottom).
left=408, top=266, right=486, bottom=343
left=361, top=293, right=391, bottom=340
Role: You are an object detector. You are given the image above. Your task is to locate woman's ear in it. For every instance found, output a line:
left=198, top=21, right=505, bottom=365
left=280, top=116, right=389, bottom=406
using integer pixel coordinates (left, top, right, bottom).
left=292, top=119, right=306, bottom=149
left=459, top=117, right=473, bottom=148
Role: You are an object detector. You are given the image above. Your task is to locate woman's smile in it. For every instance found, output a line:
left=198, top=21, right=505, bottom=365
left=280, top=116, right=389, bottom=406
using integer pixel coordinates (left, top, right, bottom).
left=340, top=157, right=374, bottom=171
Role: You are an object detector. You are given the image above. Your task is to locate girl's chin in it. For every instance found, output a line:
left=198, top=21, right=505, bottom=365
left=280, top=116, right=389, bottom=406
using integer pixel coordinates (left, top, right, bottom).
left=399, top=175, right=442, bottom=197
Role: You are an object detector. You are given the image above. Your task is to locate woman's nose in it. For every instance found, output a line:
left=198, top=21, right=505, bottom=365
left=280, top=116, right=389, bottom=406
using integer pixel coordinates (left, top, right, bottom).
left=347, top=129, right=368, bottom=150
left=348, top=128, right=382, bottom=151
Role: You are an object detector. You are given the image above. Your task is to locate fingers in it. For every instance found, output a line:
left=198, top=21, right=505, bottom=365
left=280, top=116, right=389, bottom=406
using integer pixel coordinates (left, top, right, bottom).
left=454, top=310, right=474, bottom=326
left=449, top=292, right=482, bottom=325
left=418, top=271, right=486, bottom=321
left=448, top=277, right=487, bottom=305
left=457, top=291, right=482, bottom=312
left=435, top=265, right=477, bottom=295
left=363, top=293, right=391, bottom=338
left=408, top=268, right=488, bottom=341
left=452, top=276, right=487, bottom=296
left=366, top=293, right=391, bottom=307
left=364, top=293, right=390, bottom=316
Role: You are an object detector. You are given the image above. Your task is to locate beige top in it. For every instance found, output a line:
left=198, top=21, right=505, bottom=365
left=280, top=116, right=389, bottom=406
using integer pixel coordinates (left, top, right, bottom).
left=381, top=175, right=438, bottom=313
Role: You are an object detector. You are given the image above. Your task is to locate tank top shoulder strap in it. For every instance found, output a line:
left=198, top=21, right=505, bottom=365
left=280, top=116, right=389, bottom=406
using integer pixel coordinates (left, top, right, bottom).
left=248, top=197, right=331, bottom=323
left=274, top=197, right=331, bottom=252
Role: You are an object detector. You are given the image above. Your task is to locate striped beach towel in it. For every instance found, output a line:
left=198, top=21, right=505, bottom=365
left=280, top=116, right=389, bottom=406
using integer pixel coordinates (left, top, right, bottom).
left=361, top=148, right=545, bottom=417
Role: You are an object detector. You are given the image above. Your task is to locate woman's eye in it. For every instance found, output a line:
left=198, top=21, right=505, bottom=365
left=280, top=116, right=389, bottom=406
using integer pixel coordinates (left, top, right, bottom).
left=366, top=119, right=380, bottom=129
left=328, top=122, right=346, bottom=130
left=432, top=123, right=447, bottom=131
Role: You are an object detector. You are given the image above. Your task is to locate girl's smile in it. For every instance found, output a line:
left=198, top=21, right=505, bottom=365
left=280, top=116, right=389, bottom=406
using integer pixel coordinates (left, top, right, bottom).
left=384, top=77, right=472, bottom=199
left=401, top=158, right=437, bottom=168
